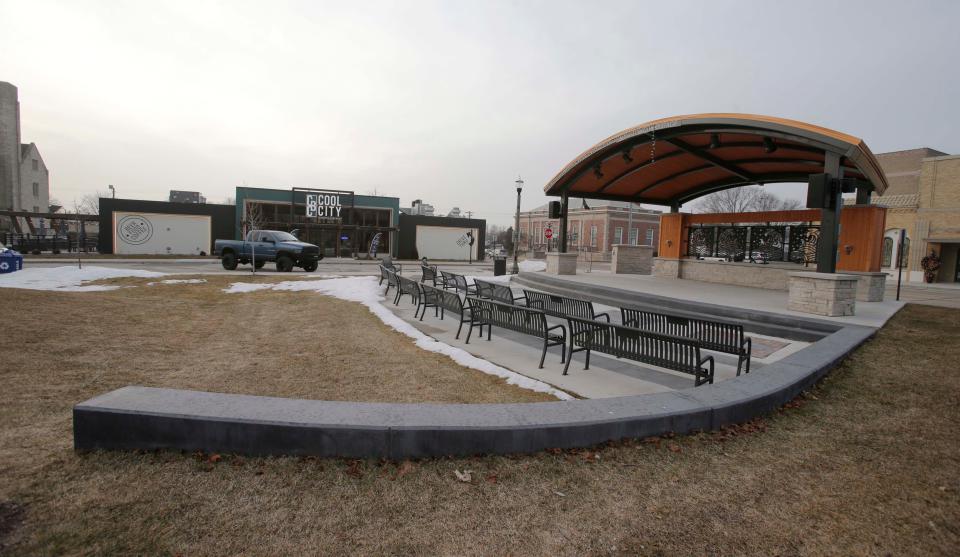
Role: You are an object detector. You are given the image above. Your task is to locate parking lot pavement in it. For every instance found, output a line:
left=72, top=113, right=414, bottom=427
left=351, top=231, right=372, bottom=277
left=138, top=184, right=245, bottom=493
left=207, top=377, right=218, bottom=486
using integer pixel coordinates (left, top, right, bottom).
left=20, top=257, right=496, bottom=277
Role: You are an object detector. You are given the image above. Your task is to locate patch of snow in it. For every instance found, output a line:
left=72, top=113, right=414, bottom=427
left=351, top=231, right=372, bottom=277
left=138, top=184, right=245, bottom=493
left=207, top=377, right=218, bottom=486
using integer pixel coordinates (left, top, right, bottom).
left=224, top=276, right=572, bottom=400
left=0, top=265, right=167, bottom=292
left=518, top=260, right=546, bottom=272
left=147, top=278, right=207, bottom=286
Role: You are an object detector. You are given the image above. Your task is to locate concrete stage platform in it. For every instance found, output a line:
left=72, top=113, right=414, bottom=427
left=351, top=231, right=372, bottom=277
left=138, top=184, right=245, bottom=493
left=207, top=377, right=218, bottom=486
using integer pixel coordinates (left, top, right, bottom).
left=515, top=270, right=903, bottom=330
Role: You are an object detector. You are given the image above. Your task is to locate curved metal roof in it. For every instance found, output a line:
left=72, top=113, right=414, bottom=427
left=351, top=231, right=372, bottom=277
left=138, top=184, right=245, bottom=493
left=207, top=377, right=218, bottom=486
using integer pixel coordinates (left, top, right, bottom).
left=543, top=113, right=889, bottom=205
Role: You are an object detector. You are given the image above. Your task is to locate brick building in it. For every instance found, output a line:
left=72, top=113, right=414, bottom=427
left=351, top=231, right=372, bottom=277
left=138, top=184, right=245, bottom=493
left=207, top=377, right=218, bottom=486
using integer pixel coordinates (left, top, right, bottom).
left=518, top=199, right=661, bottom=257
left=872, top=148, right=960, bottom=283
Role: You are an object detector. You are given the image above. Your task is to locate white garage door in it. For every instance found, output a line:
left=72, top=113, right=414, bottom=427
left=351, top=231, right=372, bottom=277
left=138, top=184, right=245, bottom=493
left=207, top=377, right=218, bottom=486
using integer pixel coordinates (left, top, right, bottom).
left=113, top=211, right=211, bottom=255
left=415, top=225, right=479, bottom=260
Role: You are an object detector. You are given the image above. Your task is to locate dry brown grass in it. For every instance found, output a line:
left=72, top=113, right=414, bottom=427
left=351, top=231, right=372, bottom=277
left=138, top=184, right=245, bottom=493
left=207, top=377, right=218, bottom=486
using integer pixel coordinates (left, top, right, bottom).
left=0, top=288, right=958, bottom=555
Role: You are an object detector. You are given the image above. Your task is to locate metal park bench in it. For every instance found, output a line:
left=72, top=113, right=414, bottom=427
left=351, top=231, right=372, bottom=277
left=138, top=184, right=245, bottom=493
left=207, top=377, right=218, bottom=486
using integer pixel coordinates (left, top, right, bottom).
left=564, top=316, right=715, bottom=386
left=395, top=274, right=421, bottom=307
left=382, top=267, right=401, bottom=296
left=420, top=264, right=439, bottom=286
left=419, top=284, right=485, bottom=339
left=620, top=308, right=752, bottom=376
left=474, top=279, right=526, bottom=305
left=465, top=297, right=566, bottom=368
left=439, top=271, right=477, bottom=296
left=523, top=290, right=610, bottom=322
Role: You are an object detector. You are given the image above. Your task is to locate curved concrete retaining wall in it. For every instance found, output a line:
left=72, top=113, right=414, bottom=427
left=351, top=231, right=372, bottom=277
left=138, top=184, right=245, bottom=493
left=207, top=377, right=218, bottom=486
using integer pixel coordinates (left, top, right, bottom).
left=74, top=324, right=873, bottom=459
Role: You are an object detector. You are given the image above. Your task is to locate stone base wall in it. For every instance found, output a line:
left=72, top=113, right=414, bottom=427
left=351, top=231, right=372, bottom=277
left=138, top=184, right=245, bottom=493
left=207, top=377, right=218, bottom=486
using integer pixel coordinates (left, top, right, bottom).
left=611, top=244, right=653, bottom=274
left=653, top=257, right=680, bottom=278
left=788, top=272, right=858, bottom=316
left=653, top=258, right=884, bottom=301
left=847, top=272, right=887, bottom=302
left=546, top=252, right=578, bottom=275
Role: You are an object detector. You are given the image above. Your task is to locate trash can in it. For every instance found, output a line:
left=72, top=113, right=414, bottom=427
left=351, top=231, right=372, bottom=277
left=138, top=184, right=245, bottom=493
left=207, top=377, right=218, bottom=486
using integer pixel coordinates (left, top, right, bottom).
left=493, top=257, right=507, bottom=276
left=0, top=248, right=23, bottom=274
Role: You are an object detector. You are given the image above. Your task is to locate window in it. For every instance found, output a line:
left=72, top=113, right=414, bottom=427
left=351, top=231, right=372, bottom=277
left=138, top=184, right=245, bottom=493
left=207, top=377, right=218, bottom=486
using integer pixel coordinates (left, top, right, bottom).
left=590, top=225, right=597, bottom=247
left=629, top=228, right=638, bottom=245
left=614, top=227, right=623, bottom=244
left=32, top=182, right=39, bottom=197
left=645, top=228, right=654, bottom=246
left=882, top=237, right=893, bottom=267
left=32, top=159, right=38, bottom=171
left=899, top=237, right=910, bottom=269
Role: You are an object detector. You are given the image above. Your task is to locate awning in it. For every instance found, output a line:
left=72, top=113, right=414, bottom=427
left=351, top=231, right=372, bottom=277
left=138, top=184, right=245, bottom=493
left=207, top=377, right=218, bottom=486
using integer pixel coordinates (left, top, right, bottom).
left=543, top=113, right=889, bottom=206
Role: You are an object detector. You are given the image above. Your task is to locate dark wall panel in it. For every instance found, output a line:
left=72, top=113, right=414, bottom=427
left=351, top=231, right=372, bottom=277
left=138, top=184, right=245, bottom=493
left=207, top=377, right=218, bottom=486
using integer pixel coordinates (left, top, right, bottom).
left=99, top=199, right=236, bottom=254
left=398, top=213, right=486, bottom=260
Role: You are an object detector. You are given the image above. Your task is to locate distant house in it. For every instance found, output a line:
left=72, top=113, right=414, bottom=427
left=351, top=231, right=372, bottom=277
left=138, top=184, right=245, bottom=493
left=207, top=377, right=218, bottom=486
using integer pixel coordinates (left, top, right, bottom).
left=19, top=143, right=49, bottom=214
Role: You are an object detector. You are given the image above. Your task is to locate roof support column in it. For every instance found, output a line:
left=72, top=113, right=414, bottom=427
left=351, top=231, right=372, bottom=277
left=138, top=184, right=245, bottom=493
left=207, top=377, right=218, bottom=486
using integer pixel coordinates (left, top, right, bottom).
left=559, top=192, right=569, bottom=253
left=817, top=151, right=843, bottom=274
left=856, top=185, right=871, bottom=205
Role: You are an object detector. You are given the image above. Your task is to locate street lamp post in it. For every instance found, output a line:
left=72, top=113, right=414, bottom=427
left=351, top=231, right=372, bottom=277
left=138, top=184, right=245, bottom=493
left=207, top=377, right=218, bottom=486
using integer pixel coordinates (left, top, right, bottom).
left=512, top=176, right=523, bottom=274
left=108, top=184, right=115, bottom=198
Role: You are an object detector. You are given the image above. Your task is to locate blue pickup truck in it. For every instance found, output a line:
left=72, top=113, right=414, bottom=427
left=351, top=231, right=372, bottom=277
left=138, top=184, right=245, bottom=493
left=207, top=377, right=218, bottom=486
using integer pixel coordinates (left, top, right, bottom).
left=213, top=230, right=323, bottom=272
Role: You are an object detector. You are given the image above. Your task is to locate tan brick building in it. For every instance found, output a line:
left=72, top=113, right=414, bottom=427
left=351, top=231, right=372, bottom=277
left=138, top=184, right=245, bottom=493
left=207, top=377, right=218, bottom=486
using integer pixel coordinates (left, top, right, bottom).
left=873, top=148, right=960, bottom=283
left=518, top=199, right=661, bottom=258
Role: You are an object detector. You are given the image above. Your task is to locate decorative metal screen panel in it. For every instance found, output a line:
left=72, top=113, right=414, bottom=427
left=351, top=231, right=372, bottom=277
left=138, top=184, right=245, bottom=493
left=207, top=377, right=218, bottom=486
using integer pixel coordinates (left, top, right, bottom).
left=787, top=225, right=820, bottom=265
left=687, top=224, right=820, bottom=265
left=715, top=227, right=747, bottom=261
left=687, top=227, right=714, bottom=258
left=748, top=226, right=786, bottom=262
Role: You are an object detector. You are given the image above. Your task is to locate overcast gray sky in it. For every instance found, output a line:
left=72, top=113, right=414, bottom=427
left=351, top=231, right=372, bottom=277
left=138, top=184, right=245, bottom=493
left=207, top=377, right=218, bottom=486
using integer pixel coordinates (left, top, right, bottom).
left=2, top=0, right=958, bottom=223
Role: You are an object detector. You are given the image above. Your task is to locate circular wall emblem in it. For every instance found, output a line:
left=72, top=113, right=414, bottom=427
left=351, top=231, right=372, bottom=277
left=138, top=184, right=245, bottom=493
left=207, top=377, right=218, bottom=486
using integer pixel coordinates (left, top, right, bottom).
left=117, top=215, right=153, bottom=245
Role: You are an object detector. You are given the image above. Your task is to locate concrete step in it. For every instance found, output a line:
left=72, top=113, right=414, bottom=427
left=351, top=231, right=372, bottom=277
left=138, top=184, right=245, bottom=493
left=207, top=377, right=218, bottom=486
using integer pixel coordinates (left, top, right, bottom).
left=513, top=272, right=840, bottom=342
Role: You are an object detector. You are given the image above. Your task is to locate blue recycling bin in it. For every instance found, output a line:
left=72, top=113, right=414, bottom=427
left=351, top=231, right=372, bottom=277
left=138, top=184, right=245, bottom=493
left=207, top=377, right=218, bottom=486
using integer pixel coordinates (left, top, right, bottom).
left=0, top=249, right=23, bottom=274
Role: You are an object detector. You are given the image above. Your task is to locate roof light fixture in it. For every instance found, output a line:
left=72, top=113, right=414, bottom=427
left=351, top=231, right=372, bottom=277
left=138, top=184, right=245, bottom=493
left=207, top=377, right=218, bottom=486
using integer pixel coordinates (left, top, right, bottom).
left=763, top=137, right=777, bottom=153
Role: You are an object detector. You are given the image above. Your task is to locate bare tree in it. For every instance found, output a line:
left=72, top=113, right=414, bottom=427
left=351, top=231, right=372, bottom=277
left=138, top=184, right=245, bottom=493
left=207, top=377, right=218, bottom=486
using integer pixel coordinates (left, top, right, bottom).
left=696, top=186, right=804, bottom=213
left=695, top=186, right=761, bottom=213
left=241, top=202, right=265, bottom=236
left=76, top=192, right=106, bottom=215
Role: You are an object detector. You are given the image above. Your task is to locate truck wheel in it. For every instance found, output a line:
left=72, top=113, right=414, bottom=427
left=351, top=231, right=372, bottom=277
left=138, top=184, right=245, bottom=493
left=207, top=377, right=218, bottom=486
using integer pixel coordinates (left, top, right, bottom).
left=302, top=260, right=318, bottom=272
left=254, top=260, right=265, bottom=269
left=276, top=255, right=294, bottom=272
left=221, top=252, right=238, bottom=270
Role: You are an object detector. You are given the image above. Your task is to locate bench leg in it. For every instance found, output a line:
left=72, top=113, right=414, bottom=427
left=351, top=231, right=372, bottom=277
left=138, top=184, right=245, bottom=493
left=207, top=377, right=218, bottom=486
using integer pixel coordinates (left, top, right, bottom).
left=563, top=350, right=572, bottom=375
left=486, top=323, right=491, bottom=341
left=539, top=338, right=548, bottom=368
left=584, top=347, right=590, bottom=370
left=456, top=318, right=464, bottom=340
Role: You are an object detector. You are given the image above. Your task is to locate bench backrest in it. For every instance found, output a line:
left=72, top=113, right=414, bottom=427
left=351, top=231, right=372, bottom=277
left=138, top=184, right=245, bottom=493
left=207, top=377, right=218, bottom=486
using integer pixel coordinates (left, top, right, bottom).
left=420, top=264, right=438, bottom=284
left=567, top=316, right=704, bottom=375
left=422, top=284, right=465, bottom=315
left=467, top=297, right=547, bottom=336
left=385, top=268, right=400, bottom=288
left=524, top=290, right=598, bottom=319
left=379, top=265, right=390, bottom=281
left=397, top=274, right=420, bottom=297
left=620, top=308, right=744, bottom=352
left=380, top=256, right=400, bottom=271
left=474, top=279, right=517, bottom=304
left=439, top=270, right=457, bottom=288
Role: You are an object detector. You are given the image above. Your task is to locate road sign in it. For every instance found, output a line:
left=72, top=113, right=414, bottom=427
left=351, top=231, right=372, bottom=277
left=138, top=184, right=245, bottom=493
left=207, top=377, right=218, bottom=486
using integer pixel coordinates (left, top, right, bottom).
left=544, top=228, right=554, bottom=239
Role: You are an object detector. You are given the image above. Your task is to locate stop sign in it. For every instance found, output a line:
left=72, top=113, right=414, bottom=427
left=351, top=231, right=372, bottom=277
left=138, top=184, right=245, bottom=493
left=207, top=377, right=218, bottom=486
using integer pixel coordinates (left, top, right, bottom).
left=544, top=228, right=554, bottom=239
